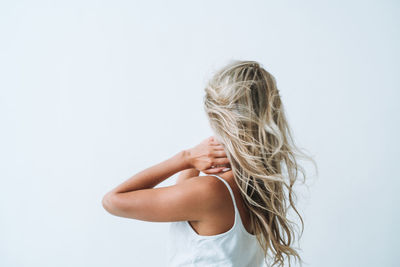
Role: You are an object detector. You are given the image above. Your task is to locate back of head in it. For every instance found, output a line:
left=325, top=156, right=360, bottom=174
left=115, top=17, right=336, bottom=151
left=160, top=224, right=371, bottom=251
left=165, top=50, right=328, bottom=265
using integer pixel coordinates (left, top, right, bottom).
left=203, top=60, right=315, bottom=267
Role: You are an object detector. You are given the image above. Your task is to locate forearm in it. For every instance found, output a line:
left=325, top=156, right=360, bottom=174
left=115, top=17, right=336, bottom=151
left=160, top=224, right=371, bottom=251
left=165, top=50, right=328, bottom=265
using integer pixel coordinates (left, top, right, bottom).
left=176, top=168, right=200, bottom=184
left=106, top=150, right=191, bottom=195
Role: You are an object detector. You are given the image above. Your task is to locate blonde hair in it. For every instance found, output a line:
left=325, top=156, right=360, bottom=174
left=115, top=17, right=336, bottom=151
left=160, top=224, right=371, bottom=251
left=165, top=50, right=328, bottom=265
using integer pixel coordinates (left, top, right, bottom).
left=203, top=60, right=317, bottom=267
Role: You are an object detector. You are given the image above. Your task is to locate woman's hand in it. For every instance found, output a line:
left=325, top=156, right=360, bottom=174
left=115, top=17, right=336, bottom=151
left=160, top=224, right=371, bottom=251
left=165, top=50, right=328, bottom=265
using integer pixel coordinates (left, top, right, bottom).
left=185, top=136, right=231, bottom=174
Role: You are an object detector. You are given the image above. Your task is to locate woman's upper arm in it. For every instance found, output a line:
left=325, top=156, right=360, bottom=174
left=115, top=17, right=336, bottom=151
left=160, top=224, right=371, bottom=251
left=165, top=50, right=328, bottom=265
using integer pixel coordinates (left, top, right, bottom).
left=102, top=176, right=222, bottom=222
left=175, top=168, right=200, bottom=184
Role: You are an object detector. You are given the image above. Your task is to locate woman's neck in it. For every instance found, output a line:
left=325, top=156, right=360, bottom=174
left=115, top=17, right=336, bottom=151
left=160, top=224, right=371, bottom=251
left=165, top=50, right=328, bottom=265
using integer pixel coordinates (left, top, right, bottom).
left=214, top=169, right=234, bottom=180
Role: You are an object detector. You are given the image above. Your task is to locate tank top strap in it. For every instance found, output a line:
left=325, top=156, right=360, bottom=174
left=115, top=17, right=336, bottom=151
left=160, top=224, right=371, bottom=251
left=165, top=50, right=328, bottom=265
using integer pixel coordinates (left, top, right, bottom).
left=210, top=174, right=239, bottom=213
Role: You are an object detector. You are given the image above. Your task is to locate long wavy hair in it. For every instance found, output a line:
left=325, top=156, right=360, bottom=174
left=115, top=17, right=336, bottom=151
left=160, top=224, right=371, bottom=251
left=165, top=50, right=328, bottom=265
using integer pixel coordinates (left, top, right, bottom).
left=203, top=60, right=317, bottom=267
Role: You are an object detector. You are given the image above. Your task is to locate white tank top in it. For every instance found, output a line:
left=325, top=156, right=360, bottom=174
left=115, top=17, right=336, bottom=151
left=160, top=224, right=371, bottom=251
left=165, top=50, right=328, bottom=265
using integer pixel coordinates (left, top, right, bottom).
left=166, top=174, right=266, bottom=267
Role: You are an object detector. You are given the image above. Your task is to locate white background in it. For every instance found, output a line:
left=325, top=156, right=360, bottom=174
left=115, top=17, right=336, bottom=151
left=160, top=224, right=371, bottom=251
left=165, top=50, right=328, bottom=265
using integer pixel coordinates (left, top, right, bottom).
left=1, top=1, right=399, bottom=266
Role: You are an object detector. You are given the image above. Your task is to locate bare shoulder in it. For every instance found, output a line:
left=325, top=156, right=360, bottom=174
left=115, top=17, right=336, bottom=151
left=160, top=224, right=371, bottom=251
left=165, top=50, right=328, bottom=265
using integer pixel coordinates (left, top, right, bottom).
left=190, top=175, right=234, bottom=210
left=165, top=175, right=232, bottom=220
left=190, top=175, right=229, bottom=191
left=184, top=175, right=227, bottom=197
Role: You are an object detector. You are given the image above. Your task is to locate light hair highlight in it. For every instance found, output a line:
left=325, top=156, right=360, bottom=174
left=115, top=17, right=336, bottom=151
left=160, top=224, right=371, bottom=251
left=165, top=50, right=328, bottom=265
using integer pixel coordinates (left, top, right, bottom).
left=204, top=60, right=317, bottom=267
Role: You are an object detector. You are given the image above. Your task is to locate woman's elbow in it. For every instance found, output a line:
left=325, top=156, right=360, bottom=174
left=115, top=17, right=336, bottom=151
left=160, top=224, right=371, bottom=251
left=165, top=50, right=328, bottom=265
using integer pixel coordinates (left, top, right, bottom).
left=102, top=191, right=137, bottom=218
left=102, top=193, right=119, bottom=215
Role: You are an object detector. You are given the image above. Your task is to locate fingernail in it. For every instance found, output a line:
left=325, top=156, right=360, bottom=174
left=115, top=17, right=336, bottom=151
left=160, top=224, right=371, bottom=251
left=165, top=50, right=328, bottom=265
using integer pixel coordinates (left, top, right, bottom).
left=222, top=168, right=230, bottom=172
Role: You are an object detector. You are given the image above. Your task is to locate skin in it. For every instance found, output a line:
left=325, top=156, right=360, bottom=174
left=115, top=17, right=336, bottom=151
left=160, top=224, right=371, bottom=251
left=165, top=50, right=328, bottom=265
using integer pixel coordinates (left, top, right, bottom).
left=102, top=136, right=234, bottom=226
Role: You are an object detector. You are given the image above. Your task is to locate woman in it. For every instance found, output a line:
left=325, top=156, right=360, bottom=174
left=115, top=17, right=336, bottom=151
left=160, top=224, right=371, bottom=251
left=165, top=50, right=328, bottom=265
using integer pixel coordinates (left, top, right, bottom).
left=102, top=60, right=314, bottom=267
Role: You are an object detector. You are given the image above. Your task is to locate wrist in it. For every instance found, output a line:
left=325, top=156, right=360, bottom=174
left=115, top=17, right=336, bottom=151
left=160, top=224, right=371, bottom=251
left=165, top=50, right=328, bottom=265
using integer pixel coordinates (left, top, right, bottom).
left=180, top=149, right=193, bottom=170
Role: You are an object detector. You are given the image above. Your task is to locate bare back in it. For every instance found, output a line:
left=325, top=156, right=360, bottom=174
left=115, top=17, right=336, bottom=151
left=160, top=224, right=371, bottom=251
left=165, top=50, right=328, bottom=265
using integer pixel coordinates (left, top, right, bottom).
left=187, top=170, right=254, bottom=236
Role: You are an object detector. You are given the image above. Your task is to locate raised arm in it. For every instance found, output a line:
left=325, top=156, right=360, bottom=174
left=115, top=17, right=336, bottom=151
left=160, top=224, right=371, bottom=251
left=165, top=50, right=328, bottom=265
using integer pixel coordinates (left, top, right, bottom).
left=101, top=136, right=230, bottom=222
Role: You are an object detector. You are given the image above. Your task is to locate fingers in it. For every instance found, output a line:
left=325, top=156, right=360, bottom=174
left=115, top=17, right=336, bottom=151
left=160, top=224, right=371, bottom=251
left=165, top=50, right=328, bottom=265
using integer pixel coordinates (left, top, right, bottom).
left=211, top=150, right=227, bottom=158
left=209, top=136, right=224, bottom=146
left=209, top=141, right=223, bottom=147
left=203, top=166, right=228, bottom=174
left=212, top=157, right=231, bottom=166
left=211, top=145, right=225, bottom=151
